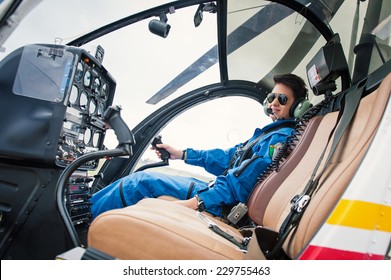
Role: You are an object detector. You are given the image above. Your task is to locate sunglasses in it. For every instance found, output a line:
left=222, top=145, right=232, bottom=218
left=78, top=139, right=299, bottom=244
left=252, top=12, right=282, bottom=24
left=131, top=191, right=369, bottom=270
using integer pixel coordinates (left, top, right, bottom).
left=266, top=93, right=289, bottom=106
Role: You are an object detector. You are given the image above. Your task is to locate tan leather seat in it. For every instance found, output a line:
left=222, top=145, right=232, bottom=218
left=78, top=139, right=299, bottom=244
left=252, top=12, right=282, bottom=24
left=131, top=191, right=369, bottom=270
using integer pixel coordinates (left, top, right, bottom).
left=87, top=73, right=391, bottom=259
left=88, top=198, right=245, bottom=259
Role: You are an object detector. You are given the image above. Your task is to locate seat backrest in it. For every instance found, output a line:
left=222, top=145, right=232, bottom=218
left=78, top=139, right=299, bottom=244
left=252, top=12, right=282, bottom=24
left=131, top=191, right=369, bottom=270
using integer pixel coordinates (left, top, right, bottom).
left=261, top=73, right=391, bottom=258
left=247, top=115, right=324, bottom=224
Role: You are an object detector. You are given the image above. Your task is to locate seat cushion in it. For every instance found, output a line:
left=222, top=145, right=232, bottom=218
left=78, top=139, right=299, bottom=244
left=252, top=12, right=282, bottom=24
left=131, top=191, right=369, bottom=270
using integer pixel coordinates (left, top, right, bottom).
left=88, top=198, right=246, bottom=259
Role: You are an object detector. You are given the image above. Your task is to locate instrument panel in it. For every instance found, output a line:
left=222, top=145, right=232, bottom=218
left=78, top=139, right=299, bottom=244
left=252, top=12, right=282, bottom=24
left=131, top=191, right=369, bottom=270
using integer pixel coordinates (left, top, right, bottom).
left=57, top=47, right=116, bottom=170
left=0, top=44, right=115, bottom=169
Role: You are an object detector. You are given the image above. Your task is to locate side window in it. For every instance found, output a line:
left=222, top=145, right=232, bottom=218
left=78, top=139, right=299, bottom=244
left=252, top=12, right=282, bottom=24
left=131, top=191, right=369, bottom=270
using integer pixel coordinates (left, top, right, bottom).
left=136, top=96, right=271, bottom=180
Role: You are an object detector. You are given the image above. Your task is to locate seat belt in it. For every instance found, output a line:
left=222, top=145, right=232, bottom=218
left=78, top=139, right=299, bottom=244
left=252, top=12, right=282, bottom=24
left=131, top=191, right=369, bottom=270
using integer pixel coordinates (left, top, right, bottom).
left=265, top=79, right=367, bottom=259
left=223, top=121, right=297, bottom=175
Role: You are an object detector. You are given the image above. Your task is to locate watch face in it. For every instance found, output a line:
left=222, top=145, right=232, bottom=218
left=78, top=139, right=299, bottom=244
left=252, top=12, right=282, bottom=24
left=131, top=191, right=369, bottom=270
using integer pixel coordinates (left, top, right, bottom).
left=198, top=203, right=206, bottom=212
left=195, top=195, right=206, bottom=212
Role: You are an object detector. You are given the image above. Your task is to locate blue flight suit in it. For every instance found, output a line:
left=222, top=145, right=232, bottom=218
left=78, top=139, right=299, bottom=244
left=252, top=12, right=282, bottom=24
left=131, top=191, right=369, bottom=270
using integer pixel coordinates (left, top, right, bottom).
left=90, top=119, right=296, bottom=218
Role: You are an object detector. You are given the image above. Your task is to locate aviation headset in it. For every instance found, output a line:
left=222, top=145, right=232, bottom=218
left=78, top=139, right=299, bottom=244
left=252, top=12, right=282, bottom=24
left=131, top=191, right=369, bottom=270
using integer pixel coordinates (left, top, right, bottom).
left=263, top=87, right=312, bottom=118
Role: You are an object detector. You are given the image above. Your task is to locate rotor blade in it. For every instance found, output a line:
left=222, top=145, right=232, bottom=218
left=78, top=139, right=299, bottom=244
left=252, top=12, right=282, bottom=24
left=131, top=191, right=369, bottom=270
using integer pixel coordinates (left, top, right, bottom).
left=259, top=0, right=345, bottom=88
left=146, top=3, right=293, bottom=104
left=259, top=20, right=322, bottom=89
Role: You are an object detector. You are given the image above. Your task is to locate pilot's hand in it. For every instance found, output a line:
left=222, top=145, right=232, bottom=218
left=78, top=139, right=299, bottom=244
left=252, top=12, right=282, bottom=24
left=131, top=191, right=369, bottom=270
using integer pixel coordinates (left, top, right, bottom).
left=172, top=197, right=198, bottom=210
left=151, top=143, right=183, bottom=160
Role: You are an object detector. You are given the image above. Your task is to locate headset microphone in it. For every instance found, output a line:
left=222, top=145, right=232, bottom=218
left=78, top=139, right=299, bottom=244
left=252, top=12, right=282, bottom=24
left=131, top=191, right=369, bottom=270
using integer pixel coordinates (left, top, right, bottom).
left=266, top=108, right=284, bottom=121
left=266, top=108, right=280, bottom=120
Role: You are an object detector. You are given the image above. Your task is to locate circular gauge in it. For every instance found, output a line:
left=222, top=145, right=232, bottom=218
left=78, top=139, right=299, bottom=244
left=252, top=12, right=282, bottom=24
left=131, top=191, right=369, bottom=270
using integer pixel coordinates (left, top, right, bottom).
left=84, top=128, right=92, bottom=145
left=92, top=132, right=100, bottom=147
left=74, top=62, right=83, bottom=82
left=101, top=83, right=109, bottom=100
left=79, top=91, right=88, bottom=110
left=69, top=85, right=79, bottom=105
left=89, top=98, right=97, bottom=114
left=83, top=70, right=92, bottom=87
left=98, top=102, right=106, bottom=115
left=93, top=77, right=101, bottom=94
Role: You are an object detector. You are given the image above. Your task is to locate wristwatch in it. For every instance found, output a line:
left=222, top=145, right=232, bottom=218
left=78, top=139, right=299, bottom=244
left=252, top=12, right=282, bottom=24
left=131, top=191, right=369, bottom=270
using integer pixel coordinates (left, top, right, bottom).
left=194, top=194, right=206, bottom=212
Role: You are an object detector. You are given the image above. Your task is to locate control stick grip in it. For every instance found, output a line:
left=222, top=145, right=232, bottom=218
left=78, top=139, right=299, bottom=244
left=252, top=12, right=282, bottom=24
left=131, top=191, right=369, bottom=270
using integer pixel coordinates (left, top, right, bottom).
left=103, top=105, right=135, bottom=148
left=151, top=135, right=170, bottom=161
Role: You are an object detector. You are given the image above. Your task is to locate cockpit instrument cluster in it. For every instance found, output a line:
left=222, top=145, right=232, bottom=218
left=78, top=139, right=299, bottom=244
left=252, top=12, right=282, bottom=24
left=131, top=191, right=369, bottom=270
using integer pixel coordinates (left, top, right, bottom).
left=60, top=49, right=115, bottom=169
left=0, top=44, right=116, bottom=170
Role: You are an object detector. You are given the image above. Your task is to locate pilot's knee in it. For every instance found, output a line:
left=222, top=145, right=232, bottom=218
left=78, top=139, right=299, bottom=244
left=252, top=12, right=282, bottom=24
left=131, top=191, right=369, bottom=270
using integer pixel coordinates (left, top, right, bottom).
left=128, top=171, right=155, bottom=183
left=121, top=171, right=156, bottom=192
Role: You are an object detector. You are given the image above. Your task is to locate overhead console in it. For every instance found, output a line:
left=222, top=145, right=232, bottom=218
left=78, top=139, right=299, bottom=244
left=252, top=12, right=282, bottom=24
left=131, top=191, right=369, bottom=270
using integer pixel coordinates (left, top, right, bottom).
left=306, top=34, right=350, bottom=96
left=0, top=44, right=115, bottom=170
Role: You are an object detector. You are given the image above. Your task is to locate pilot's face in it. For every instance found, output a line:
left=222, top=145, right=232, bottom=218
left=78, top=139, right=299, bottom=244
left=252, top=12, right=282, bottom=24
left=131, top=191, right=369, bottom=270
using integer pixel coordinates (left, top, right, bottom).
left=267, top=83, right=295, bottom=120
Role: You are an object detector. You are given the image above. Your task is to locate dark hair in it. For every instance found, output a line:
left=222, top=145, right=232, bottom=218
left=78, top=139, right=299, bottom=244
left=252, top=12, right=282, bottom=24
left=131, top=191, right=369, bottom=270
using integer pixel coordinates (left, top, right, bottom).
left=273, top=74, right=307, bottom=101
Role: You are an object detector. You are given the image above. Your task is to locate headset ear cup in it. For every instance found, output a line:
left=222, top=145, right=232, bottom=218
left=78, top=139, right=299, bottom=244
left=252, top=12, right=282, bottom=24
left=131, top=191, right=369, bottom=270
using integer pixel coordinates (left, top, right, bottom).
left=289, top=98, right=302, bottom=117
left=293, top=99, right=312, bottom=118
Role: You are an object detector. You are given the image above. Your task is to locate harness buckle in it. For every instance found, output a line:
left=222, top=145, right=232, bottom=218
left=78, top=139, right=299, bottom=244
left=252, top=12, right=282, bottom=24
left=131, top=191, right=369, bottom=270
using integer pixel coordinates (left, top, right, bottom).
left=290, top=194, right=310, bottom=213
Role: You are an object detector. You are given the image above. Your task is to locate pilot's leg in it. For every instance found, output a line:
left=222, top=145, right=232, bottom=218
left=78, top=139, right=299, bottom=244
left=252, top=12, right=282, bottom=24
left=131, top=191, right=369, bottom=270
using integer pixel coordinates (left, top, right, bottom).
left=89, top=171, right=208, bottom=219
